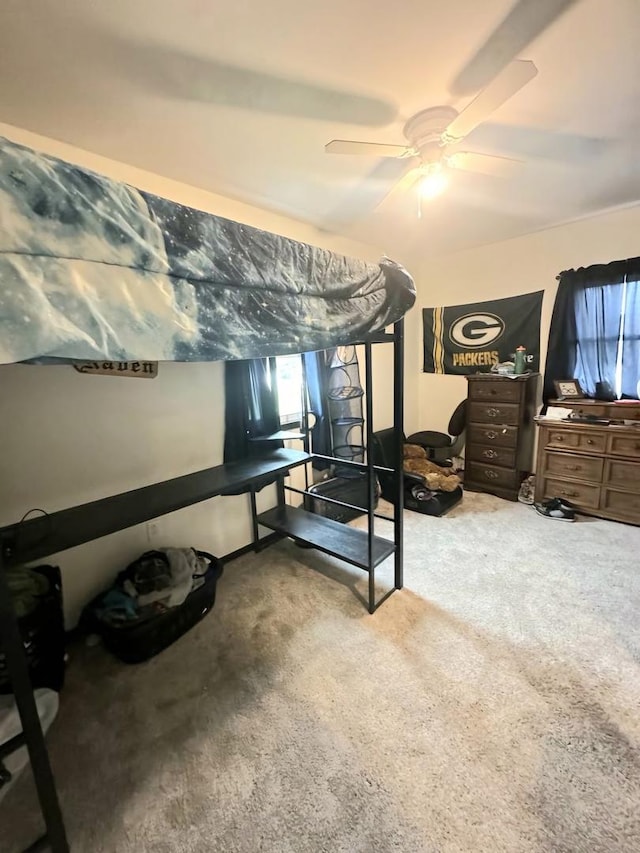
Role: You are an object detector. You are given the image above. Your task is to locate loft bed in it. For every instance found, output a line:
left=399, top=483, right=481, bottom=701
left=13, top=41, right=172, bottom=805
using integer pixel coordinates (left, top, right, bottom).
left=0, top=136, right=414, bottom=853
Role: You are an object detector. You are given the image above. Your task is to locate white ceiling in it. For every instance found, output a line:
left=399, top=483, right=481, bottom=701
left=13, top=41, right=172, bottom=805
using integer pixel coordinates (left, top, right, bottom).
left=1, top=0, right=639, bottom=261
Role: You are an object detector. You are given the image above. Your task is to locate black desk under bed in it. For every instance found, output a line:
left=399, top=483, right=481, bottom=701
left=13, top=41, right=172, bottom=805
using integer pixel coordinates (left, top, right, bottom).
left=0, top=372, right=405, bottom=852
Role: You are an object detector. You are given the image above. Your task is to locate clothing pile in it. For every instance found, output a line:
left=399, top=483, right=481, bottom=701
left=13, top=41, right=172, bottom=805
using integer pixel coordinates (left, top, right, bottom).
left=3, top=565, right=50, bottom=619
left=94, top=548, right=210, bottom=627
left=85, top=548, right=223, bottom=663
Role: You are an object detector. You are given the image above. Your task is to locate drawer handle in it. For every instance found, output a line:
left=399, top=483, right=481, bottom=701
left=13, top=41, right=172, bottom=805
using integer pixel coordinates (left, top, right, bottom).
left=487, top=407, right=500, bottom=417
left=586, top=439, right=594, bottom=445
left=560, top=490, right=578, bottom=498
left=553, top=435, right=563, bottom=442
left=485, top=430, right=497, bottom=440
left=565, top=464, right=581, bottom=471
left=484, top=469, right=499, bottom=479
left=482, top=449, right=497, bottom=459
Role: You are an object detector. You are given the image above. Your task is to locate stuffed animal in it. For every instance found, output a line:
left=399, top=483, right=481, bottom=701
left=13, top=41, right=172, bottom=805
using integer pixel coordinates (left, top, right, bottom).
left=402, top=444, right=461, bottom=493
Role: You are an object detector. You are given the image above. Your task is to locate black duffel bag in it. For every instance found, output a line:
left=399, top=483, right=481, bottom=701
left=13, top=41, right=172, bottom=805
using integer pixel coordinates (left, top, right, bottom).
left=85, top=549, right=223, bottom=664
left=0, top=565, right=65, bottom=694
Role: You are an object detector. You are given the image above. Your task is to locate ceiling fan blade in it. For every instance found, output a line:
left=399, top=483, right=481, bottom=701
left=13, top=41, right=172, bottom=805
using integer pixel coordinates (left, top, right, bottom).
left=105, top=38, right=397, bottom=126
left=451, top=0, right=579, bottom=96
left=463, top=122, right=610, bottom=163
left=321, top=158, right=418, bottom=227
left=374, top=166, right=422, bottom=210
left=325, top=140, right=413, bottom=158
left=449, top=151, right=523, bottom=178
left=445, top=60, right=538, bottom=143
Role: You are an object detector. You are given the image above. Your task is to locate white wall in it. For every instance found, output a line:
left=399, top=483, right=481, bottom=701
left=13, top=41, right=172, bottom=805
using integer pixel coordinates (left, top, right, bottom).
left=0, top=123, right=417, bottom=626
left=409, top=204, right=640, bottom=434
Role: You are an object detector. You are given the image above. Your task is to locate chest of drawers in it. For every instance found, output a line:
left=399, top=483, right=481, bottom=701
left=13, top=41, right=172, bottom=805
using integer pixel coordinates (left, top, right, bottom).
left=535, top=419, right=640, bottom=525
left=465, top=374, right=540, bottom=501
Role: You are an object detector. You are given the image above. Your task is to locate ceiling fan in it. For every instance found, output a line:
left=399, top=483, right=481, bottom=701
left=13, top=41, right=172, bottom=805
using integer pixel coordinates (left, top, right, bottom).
left=325, top=59, right=538, bottom=214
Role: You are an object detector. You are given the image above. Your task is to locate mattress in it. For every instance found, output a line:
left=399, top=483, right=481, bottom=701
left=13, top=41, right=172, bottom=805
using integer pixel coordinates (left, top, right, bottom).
left=0, top=136, right=415, bottom=365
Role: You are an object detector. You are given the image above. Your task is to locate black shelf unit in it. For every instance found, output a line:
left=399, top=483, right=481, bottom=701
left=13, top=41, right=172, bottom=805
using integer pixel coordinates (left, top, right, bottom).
left=250, top=322, right=405, bottom=615
left=256, top=505, right=396, bottom=570
left=0, top=321, right=405, bottom=853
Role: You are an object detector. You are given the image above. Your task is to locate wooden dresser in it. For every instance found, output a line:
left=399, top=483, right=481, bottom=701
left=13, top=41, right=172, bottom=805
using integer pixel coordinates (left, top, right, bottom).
left=465, top=373, right=540, bottom=501
left=535, top=419, right=640, bottom=525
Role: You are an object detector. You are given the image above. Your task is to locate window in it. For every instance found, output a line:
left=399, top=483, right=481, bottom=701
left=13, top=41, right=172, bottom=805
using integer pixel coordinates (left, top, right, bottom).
left=545, top=258, right=640, bottom=402
left=274, top=354, right=303, bottom=426
left=573, top=275, right=639, bottom=399
left=614, top=277, right=639, bottom=398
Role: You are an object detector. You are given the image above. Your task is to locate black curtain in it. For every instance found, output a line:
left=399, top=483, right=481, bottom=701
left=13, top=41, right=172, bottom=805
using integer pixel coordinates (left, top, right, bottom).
left=303, top=351, right=332, bottom=467
left=224, top=359, right=283, bottom=463
left=543, top=257, right=640, bottom=402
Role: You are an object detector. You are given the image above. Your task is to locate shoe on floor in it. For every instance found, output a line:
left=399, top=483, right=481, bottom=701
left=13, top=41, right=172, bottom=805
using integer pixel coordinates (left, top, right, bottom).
left=543, top=496, right=578, bottom=514
left=552, top=497, right=577, bottom=513
left=534, top=498, right=576, bottom=522
left=518, top=475, right=535, bottom=505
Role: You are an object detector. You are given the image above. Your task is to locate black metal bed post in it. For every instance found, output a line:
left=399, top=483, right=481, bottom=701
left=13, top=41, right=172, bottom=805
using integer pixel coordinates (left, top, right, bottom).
left=300, top=354, right=310, bottom=493
left=249, top=486, right=260, bottom=551
left=364, top=340, right=376, bottom=613
left=393, top=320, right=404, bottom=590
left=0, top=552, right=69, bottom=852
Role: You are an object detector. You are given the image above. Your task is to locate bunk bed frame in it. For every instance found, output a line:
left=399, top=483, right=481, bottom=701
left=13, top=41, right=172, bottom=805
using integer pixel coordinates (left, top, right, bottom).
left=0, top=323, right=405, bottom=853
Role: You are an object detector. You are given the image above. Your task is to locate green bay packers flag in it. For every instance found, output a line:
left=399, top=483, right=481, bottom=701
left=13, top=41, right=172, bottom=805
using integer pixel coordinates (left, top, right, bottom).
left=423, top=291, right=543, bottom=374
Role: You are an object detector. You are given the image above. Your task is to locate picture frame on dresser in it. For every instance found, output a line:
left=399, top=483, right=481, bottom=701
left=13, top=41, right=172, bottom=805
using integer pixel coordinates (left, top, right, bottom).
left=553, top=378, right=584, bottom=400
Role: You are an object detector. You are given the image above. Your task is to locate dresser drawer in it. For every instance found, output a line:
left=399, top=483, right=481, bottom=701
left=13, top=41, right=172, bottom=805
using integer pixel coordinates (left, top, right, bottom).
left=607, top=433, right=640, bottom=459
left=468, top=401, right=520, bottom=426
left=546, top=429, right=607, bottom=454
left=545, top=452, right=603, bottom=483
left=601, top=488, right=640, bottom=521
left=565, top=404, right=608, bottom=418
left=604, top=459, right=640, bottom=493
left=542, top=477, right=600, bottom=509
left=466, top=462, right=518, bottom=490
left=468, top=381, right=522, bottom=403
left=466, top=444, right=516, bottom=468
left=468, top=424, right=518, bottom=448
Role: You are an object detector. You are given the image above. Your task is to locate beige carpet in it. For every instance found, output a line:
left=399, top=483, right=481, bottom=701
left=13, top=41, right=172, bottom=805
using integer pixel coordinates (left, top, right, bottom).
left=2, top=492, right=639, bottom=852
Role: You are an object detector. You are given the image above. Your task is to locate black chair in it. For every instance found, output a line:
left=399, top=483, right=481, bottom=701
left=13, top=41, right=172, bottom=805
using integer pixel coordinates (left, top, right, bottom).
left=371, top=428, right=463, bottom=517
left=406, top=400, right=466, bottom=465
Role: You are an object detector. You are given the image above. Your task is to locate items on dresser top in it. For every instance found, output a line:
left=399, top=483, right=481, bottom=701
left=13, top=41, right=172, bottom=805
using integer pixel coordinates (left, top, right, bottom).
left=464, top=373, right=540, bottom=502
left=547, top=398, right=640, bottom=422
left=534, top=418, right=640, bottom=526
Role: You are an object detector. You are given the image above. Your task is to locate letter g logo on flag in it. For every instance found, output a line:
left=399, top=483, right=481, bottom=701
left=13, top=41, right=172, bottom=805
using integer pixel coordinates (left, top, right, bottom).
left=449, top=313, right=505, bottom=349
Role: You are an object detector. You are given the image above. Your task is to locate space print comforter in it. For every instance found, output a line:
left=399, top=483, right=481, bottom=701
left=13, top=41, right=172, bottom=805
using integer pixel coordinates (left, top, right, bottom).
left=0, top=136, right=415, bottom=364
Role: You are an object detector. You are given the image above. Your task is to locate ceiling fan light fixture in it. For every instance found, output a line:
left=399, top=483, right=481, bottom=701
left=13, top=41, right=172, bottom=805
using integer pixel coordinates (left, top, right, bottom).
left=419, top=165, right=448, bottom=200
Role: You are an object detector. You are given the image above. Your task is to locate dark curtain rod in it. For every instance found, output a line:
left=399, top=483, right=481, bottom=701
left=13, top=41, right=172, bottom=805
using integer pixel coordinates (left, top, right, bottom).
left=556, top=255, right=640, bottom=281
